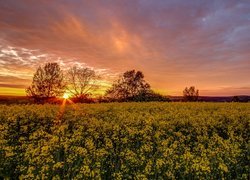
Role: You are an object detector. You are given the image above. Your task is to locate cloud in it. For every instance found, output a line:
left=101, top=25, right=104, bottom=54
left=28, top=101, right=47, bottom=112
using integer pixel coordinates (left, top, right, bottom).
left=0, top=84, right=27, bottom=89
left=202, top=86, right=250, bottom=96
left=0, top=0, right=250, bottom=95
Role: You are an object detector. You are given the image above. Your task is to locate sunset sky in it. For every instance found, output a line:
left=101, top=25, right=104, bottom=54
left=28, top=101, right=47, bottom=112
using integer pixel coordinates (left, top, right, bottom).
left=0, top=0, right=250, bottom=96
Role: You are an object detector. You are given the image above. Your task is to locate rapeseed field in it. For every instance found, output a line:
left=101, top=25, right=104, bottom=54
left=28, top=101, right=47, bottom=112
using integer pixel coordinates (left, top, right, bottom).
left=0, top=103, right=249, bottom=179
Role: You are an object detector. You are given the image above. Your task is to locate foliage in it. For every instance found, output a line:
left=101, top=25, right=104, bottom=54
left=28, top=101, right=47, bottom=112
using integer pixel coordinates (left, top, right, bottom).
left=0, top=103, right=249, bottom=179
left=232, top=96, right=240, bottom=102
left=130, top=90, right=170, bottom=102
left=26, top=63, right=66, bottom=103
left=26, top=65, right=167, bottom=103
left=71, top=94, right=96, bottom=103
left=183, top=86, right=199, bottom=102
left=66, top=66, right=99, bottom=101
left=106, top=70, right=151, bottom=101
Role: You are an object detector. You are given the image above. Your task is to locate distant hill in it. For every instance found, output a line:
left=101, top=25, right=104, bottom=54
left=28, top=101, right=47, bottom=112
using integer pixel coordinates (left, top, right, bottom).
left=0, top=95, right=249, bottom=104
left=0, top=95, right=31, bottom=104
left=169, top=95, right=250, bottom=102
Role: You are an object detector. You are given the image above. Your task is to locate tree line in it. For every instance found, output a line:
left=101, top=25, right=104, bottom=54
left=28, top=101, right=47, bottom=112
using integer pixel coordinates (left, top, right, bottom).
left=26, top=62, right=199, bottom=103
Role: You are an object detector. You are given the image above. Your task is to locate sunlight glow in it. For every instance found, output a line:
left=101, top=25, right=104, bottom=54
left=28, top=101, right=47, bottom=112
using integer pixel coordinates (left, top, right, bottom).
left=63, top=93, right=70, bottom=99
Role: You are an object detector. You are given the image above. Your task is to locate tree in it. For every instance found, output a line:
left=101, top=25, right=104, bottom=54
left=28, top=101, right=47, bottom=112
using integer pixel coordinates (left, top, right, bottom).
left=132, top=90, right=170, bottom=102
left=106, top=70, right=151, bottom=101
left=183, top=86, right=199, bottom=102
left=26, top=63, right=65, bottom=102
left=66, top=66, right=99, bottom=102
left=231, top=96, right=240, bottom=102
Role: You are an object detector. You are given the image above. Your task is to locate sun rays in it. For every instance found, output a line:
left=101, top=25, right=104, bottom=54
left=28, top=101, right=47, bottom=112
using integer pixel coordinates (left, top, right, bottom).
left=63, top=93, right=70, bottom=99
left=55, top=94, right=80, bottom=125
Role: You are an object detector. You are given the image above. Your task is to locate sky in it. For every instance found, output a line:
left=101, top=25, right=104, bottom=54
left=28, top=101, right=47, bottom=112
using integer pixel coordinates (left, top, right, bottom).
left=0, top=0, right=250, bottom=96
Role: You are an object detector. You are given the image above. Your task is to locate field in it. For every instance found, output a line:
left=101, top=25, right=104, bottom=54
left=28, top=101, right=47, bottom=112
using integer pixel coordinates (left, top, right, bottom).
left=0, top=102, right=249, bottom=179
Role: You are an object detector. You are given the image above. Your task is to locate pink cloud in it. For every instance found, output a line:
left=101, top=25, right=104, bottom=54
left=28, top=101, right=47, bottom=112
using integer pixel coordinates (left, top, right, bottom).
left=0, top=0, right=249, bottom=96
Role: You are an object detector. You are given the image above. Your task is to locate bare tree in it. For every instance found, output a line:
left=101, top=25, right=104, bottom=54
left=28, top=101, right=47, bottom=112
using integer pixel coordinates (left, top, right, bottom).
left=106, top=70, right=151, bottom=101
left=66, top=66, right=99, bottom=101
left=183, top=86, right=199, bottom=102
left=26, top=63, right=65, bottom=102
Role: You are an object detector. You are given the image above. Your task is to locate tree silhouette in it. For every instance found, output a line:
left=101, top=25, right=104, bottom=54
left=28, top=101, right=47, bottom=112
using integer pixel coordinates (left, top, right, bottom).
left=106, top=70, right=151, bottom=101
left=66, top=66, right=99, bottom=102
left=231, top=96, right=240, bottom=102
left=183, top=86, right=199, bottom=102
left=26, top=63, right=65, bottom=102
left=132, top=90, right=170, bottom=102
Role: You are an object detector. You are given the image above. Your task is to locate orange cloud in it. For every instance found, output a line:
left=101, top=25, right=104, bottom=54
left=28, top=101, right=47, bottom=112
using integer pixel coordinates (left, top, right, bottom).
left=0, top=0, right=250, bottom=96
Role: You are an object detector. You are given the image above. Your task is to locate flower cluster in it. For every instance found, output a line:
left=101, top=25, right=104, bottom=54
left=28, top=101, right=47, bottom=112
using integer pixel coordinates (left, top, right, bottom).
left=0, top=103, right=249, bottom=179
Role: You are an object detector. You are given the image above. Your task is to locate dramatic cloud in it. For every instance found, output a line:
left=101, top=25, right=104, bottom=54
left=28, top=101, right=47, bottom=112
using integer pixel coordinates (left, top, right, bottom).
left=0, top=0, right=249, bottom=96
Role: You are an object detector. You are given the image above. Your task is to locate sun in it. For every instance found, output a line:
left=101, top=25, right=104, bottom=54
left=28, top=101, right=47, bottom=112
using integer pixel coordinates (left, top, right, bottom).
left=63, top=93, right=70, bottom=99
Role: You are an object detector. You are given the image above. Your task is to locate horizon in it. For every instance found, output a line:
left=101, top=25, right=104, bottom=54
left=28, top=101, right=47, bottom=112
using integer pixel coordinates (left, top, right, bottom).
left=0, top=0, right=250, bottom=96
